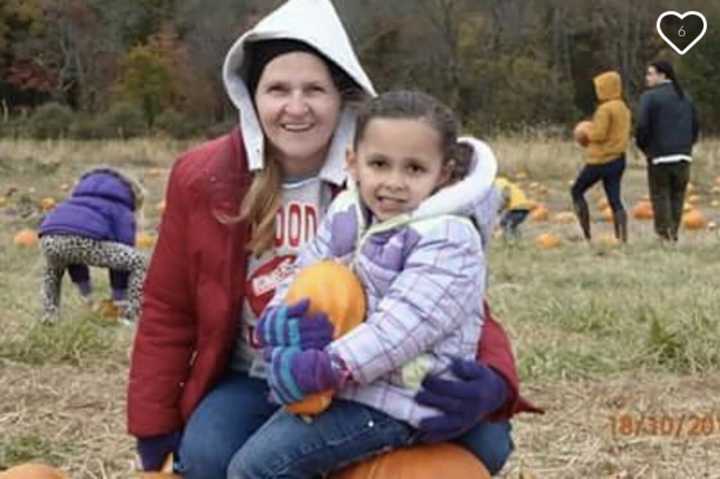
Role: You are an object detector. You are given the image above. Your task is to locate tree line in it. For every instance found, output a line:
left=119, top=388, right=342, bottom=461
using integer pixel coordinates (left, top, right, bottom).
left=1, top=0, right=718, bottom=138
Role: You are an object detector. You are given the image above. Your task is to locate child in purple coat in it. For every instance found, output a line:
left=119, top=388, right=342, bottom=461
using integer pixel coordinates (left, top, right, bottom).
left=38, top=167, right=147, bottom=324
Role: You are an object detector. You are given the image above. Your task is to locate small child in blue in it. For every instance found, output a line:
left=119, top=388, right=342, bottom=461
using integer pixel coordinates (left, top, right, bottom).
left=227, top=90, right=503, bottom=478
left=38, top=167, right=147, bottom=324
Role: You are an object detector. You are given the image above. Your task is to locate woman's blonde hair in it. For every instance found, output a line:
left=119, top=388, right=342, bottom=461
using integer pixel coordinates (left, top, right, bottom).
left=238, top=156, right=282, bottom=255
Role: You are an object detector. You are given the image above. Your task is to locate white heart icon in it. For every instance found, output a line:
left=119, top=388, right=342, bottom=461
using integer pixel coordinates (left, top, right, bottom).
left=656, top=11, right=707, bottom=55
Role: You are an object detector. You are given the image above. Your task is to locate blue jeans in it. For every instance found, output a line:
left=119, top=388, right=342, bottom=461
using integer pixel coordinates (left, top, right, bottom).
left=227, top=399, right=415, bottom=478
left=571, top=154, right=626, bottom=212
left=177, top=372, right=514, bottom=478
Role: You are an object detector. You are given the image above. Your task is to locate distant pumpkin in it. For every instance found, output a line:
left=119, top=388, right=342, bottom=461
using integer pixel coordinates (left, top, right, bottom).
left=682, top=209, right=707, bottom=230
left=156, top=200, right=166, bottom=214
left=631, top=200, right=653, bottom=220
left=573, top=120, right=593, bottom=147
left=0, top=463, right=68, bottom=479
left=284, top=260, right=366, bottom=416
left=136, top=231, right=156, bottom=249
left=332, top=443, right=491, bottom=479
left=600, top=206, right=613, bottom=222
left=13, top=229, right=38, bottom=247
left=535, top=233, right=561, bottom=249
left=529, top=204, right=550, bottom=222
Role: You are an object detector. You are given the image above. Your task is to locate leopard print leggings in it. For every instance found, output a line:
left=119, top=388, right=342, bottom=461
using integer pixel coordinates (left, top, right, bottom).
left=40, top=235, right=148, bottom=323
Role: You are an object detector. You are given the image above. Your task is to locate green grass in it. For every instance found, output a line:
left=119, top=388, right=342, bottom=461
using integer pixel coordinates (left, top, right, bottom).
left=488, top=240, right=720, bottom=382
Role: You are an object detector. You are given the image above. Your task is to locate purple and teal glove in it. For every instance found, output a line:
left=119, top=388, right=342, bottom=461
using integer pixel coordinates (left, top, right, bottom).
left=415, top=358, right=509, bottom=443
left=136, top=431, right=181, bottom=471
left=255, top=298, right=334, bottom=350
left=265, top=347, right=344, bottom=405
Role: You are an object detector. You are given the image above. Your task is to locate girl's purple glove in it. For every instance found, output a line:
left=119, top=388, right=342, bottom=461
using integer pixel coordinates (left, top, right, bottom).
left=136, top=431, right=181, bottom=471
left=415, top=358, right=509, bottom=443
left=265, top=347, right=342, bottom=405
left=255, top=298, right=334, bottom=350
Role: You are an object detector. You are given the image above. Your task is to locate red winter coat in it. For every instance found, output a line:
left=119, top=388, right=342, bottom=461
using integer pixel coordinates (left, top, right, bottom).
left=127, top=128, right=539, bottom=437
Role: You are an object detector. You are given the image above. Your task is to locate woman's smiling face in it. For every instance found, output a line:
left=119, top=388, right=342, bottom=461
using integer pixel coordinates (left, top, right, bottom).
left=254, top=52, right=342, bottom=177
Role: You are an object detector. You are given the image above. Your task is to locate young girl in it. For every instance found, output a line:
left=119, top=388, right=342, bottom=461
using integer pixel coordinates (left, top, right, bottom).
left=38, top=167, right=147, bottom=325
left=227, top=90, right=501, bottom=478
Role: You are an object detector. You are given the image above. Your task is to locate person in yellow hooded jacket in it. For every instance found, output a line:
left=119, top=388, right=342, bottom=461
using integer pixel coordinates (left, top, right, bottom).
left=571, top=70, right=631, bottom=242
left=494, top=177, right=531, bottom=239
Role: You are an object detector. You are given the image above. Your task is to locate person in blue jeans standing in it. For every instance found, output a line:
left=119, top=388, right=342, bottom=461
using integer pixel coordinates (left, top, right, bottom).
left=571, top=70, right=631, bottom=243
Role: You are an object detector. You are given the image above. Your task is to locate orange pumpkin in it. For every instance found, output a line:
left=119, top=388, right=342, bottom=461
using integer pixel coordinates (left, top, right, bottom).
left=682, top=209, right=707, bottom=230
left=573, top=120, right=593, bottom=147
left=529, top=204, right=549, bottom=222
left=599, top=205, right=613, bottom=222
left=0, top=463, right=68, bottom=479
left=535, top=232, right=561, bottom=249
left=136, top=231, right=156, bottom=249
left=331, top=443, right=491, bottom=479
left=631, top=200, right=654, bottom=220
left=596, top=197, right=609, bottom=210
left=284, top=260, right=366, bottom=416
left=13, top=229, right=38, bottom=247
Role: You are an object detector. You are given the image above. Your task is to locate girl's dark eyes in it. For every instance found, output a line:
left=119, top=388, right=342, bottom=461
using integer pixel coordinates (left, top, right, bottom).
left=408, top=165, right=425, bottom=174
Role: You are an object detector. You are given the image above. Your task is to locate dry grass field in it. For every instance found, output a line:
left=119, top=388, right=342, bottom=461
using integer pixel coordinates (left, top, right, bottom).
left=1, top=136, right=719, bottom=478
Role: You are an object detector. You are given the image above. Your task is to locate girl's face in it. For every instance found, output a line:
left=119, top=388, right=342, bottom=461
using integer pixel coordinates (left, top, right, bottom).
left=254, top=52, right=342, bottom=177
left=347, top=117, right=451, bottom=222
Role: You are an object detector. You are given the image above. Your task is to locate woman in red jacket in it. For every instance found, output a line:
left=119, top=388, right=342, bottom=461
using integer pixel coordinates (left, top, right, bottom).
left=127, top=1, right=536, bottom=477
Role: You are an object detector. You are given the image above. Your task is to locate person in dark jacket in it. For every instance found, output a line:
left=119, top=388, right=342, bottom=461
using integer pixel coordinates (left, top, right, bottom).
left=636, top=60, right=700, bottom=241
left=38, top=167, right=147, bottom=324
